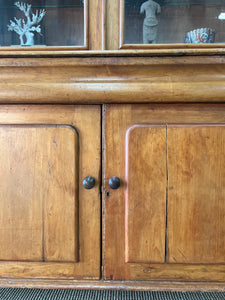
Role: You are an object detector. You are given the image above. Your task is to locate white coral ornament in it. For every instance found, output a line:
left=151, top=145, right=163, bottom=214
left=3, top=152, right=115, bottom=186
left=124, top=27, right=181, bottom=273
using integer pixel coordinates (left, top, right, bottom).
left=7, top=2, right=46, bottom=46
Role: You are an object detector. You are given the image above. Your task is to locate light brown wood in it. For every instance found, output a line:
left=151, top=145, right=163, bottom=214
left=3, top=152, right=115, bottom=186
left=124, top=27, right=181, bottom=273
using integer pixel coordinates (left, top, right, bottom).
left=1, top=48, right=225, bottom=55
left=0, top=55, right=225, bottom=104
left=128, top=263, right=225, bottom=281
left=0, top=279, right=224, bottom=292
left=106, top=0, right=120, bottom=50
left=88, top=0, right=105, bottom=50
left=167, top=125, right=225, bottom=264
left=6, top=50, right=225, bottom=56
left=125, top=125, right=167, bottom=263
left=119, top=0, right=124, bottom=49
left=84, top=0, right=89, bottom=49
left=0, top=1, right=224, bottom=290
left=121, top=43, right=225, bottom=49
left=0, top=126, right=78, bottom=263
left=0, top=128, right=43, bottom=262
left=0, top=105, right=101, bottom=280
left=103, top=104, right=225, bottom=282
left=43, top=127, right=78, bottom=262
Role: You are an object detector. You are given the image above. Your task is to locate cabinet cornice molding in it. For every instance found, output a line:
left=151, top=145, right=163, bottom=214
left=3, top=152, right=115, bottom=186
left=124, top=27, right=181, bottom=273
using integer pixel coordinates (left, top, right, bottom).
left=0, top=55, right=225, bottom=104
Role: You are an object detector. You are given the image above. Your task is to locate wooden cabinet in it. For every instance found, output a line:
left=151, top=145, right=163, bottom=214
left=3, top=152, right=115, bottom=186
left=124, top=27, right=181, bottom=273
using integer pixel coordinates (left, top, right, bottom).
left=0, top=105, right=101, bottom=280
left=103, top=104, right=225, bottom=283
left=0, top=14, right=224, bottom=288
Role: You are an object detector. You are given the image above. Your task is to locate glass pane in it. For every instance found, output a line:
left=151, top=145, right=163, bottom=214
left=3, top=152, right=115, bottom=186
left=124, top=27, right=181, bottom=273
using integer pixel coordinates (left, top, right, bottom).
left=0, top=0, right=85, bottom=47
left=124, top=0, right=225, bottom=44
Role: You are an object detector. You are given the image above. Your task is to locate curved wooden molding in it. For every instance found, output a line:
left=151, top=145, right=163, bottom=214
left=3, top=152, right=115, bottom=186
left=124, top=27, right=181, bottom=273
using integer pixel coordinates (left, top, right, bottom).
left=0, top=54, right=225, bottom=103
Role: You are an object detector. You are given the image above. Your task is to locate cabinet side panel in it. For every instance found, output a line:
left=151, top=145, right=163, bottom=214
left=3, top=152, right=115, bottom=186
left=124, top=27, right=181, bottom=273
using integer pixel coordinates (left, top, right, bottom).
left=168, top=125, right=225, bottom=264
left=125, top=126, right=167, bottom=263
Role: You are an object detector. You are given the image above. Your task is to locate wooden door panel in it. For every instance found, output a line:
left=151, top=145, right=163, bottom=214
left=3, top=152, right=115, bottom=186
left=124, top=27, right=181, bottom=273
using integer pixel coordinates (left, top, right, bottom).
left=168, top=125, right=225, bottom=264
left=104, top=104, right=225, bottom=282
left=125, top=125, right=167, bottom=263
left=0, top=105, right=101, bottom=279
left=0, top=126, right=78, bottom=262
left=42, top=127, right=78, bottom=263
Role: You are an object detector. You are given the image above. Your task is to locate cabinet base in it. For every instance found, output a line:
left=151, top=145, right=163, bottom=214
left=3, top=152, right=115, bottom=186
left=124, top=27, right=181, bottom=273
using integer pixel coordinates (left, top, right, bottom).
left=0, top=279, right=224, bottom=292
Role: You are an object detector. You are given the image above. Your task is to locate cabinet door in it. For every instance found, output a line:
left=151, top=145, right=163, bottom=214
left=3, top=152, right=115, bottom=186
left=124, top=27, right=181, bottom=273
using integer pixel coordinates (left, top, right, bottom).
left=103, top=104, right=225, bottom=282
left=0, top=105, right=101, bottom=280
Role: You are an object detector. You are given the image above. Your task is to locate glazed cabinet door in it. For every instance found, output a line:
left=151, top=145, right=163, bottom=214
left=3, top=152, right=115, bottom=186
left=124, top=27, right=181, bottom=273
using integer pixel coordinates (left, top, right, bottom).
left=103, top=104, right=225, bottom=282
left=0, top=105, right=101, bottom=280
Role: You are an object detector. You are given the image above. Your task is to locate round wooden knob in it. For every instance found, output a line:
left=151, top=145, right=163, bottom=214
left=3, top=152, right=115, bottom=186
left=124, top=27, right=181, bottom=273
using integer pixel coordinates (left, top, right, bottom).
left=83, top=176, right=95, bottom=189
left=109, top=177, right=120, bottom=190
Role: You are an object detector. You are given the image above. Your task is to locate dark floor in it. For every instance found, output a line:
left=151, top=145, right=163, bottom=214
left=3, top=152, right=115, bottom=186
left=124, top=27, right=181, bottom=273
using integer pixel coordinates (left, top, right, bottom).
left=0, top=289, right=224, bottom=300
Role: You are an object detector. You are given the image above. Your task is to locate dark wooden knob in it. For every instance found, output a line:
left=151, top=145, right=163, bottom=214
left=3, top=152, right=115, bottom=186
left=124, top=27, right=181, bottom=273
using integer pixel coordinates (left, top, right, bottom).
left=83, top=176, right=95, bottom=189
left=109, top=176, right=120, bottom=190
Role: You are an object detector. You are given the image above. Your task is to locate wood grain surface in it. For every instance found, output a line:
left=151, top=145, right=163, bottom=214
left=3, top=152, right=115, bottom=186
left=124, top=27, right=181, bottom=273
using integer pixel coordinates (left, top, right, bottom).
left=0, top=0, right=224, bottom=290
left=125, top=125, right=167, bottom=263
left=0, top=278, right=224, bottom=292
left=0, top=126, right=78, bottom=263
left=0, top=55, right=224, bottom=104
left=106, top=0, right=120, bottom=50
left=0, top=105, right=101, bottom=280
left=103, top=104, right=225, bottom=282
left=167, top=125, right=225, bottom=264
left=89, top=0, right=105, bottom=50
